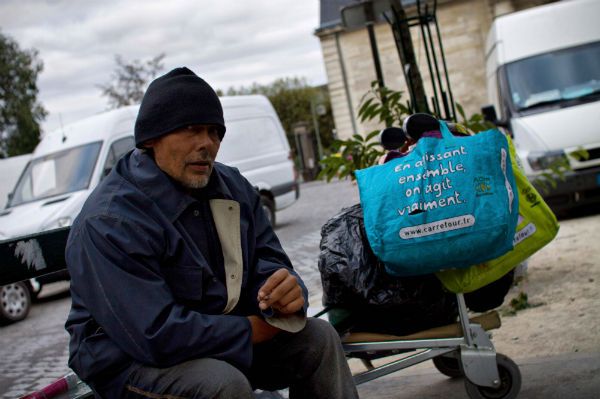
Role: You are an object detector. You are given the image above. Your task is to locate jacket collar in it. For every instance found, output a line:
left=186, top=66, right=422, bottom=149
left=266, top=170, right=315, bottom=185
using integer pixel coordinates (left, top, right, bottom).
left=127, top=149, right=234, bottom=222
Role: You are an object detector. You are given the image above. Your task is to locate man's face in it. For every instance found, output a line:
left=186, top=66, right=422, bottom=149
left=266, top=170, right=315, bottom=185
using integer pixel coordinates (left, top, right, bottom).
left=146, top=124, right=221, bottom=189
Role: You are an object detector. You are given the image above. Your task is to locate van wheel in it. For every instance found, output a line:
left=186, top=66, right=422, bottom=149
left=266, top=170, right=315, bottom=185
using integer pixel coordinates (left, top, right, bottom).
left=0, top=282, right=32, bottom=324
left=260, top=195, right=276, bottom=227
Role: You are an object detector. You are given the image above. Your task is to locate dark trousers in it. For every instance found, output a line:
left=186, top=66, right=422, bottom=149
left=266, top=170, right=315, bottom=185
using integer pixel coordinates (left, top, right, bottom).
left=122, top=318, right=358, bottom=399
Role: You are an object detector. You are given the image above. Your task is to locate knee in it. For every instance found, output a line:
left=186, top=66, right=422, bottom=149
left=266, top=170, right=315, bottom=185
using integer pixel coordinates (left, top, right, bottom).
left=179, top=358, right=254, bottom=398
left=301, top=317, right=343, bottom=354
left=217, top=373, right=253, bottom=398
left=202, top=359, right=254, bottom=398
left=306, top=317, right=340, bottom=341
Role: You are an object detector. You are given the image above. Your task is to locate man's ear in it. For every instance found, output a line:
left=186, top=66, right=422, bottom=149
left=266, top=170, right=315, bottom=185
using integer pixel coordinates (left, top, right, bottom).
left=142, top=138, right=156, bottom=149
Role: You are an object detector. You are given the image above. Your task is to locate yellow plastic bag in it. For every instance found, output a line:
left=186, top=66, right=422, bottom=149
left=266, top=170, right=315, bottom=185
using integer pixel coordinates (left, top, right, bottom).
left=436, top=136, right=559, bottom=293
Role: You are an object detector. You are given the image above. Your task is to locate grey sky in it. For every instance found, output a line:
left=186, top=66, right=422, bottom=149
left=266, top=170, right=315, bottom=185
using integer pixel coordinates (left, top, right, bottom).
left=0, top=0, right=327, bottom=133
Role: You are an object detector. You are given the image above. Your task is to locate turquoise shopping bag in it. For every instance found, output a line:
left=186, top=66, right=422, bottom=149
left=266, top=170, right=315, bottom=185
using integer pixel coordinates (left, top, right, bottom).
left=355, top=121, right=519, bottom=276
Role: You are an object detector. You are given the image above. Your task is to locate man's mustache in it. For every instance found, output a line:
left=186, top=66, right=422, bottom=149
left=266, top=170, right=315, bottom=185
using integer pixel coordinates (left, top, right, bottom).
left=185, top=150, right=213, bottom=164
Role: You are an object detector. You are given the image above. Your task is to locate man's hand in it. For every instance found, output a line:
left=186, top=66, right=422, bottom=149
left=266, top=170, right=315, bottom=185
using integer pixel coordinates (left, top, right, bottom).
left=257, top=269, right=304, bottom=314
left=247, top=315, right=280, bottom=344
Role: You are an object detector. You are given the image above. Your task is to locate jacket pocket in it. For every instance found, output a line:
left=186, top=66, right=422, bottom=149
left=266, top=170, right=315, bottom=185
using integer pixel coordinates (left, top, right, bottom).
left=162, top=265, right=204, bottom=301
left=72, top=327, right=131, bottom=381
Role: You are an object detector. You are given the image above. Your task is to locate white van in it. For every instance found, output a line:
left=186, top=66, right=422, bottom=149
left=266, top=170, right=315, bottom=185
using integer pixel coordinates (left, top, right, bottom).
left=1, top=95, right=297, bottom=232
left=218, top=95, right=300, bottom=225
left=0, top=96, right=298, bottom=321
left=482, top=0, right=600, bottom=213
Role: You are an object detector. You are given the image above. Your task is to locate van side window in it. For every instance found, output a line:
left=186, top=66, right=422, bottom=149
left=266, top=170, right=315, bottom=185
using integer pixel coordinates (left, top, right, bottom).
left=103, top=136, right=135, bottom=178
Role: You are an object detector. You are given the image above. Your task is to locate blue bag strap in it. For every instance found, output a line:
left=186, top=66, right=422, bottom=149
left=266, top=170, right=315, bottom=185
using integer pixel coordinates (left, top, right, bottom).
left=439, top=120, right=455, bottom=142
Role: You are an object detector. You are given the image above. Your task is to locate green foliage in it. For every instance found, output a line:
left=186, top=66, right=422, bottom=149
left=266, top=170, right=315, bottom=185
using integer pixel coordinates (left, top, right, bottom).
left=510, top=291, right=530, bottom=311
left=318, top=81, right=411, bottom=181
left=0, top=31, right=47, bottom=157
left=99, top=53, right=165, bottom=109
left=358, top=81, right=412, bottom=127
left=317, top=130, right=384, bottom=182
left=502, top=291, right=544, bottom=317
left=455, top=103, right=495, bottom=134
left=222, top=77, right=335, bottom=150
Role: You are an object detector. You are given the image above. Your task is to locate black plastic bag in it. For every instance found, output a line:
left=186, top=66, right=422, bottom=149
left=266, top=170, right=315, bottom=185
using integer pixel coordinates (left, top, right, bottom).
left=464, top=269, right=515, bottom=312
left=318, top=204, right=457, bottom=335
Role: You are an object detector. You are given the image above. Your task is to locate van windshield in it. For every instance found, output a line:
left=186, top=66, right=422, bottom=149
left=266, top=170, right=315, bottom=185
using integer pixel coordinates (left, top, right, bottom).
left=8, top=142, right=102, bottom=207
left=506, top=41, right=600, bottom=113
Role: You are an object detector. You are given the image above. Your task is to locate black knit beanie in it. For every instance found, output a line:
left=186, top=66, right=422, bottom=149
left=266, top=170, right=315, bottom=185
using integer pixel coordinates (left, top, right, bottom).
left=134, top=67, right=226, bottom=148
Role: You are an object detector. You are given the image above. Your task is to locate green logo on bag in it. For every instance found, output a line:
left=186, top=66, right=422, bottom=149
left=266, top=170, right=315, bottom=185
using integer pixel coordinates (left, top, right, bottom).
left=474, top=176, right=493, bottom=196
left=521, top=186, right=541, bottom=207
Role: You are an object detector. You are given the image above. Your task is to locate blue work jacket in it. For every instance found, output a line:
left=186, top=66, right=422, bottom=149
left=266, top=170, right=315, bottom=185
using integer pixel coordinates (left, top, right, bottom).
left=64, top=149, right=308, bottom=397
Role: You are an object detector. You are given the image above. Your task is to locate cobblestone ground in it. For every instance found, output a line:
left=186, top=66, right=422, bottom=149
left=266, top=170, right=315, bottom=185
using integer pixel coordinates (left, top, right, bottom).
left=0, top=287, right=72, bottom=398
left=0, top=180, right=360, bottom=397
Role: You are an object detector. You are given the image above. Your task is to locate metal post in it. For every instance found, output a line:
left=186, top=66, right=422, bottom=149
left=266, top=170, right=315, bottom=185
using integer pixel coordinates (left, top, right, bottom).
left=335, top=32, right=358, bottom=136
left=416, top=0, right=441, bottom=117
left=425, top=17, right=449, bottom=119
left=310, top=100, right=324, bottom=161
left=433, top=8, right=456, bottom=120
left=384, top=10, right=416, bottom=114
left=293, top=131, right=305, bottom=180
left=365, top=1, right=386, bottom=92
left=367, top=24, right=385, bottom=91
left=456, top=293, right=473, bottom=347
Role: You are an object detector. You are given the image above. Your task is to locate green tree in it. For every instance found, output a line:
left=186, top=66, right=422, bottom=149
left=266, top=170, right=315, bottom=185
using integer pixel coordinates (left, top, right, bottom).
left=0, top=32, right=46, bottom=158
left=99, top=53, right=165, bottom=109
left=222, top=77, right=335, bottom=151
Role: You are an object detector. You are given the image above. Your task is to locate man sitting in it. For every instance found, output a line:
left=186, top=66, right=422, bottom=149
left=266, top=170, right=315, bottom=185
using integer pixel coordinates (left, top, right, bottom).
left=65, top=67, right=358, bottom=398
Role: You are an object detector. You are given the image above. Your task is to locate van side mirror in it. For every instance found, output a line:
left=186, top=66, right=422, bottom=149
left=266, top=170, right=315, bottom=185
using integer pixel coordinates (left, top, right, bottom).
left=481, top=105, right=509, bottom=129
left=6, top=192, right=13, bottom=207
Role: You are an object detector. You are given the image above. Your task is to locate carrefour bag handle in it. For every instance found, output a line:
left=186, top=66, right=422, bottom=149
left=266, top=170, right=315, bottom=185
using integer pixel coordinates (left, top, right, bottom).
left=439, top=120, right=456, bottom=142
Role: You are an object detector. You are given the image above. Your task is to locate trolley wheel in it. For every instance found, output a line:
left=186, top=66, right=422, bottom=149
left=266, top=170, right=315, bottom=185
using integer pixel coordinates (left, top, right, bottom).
left=464, top=353, right=521, bottom=399
left=433, top=355, right=463, bottom=378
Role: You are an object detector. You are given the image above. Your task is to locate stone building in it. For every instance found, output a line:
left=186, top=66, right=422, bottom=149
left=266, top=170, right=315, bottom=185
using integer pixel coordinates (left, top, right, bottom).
left=315, top=0, right=557, bottom=139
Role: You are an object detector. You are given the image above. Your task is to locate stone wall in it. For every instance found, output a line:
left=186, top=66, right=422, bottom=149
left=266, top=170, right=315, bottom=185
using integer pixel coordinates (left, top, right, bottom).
left=317, top=0, right=557, bottom=140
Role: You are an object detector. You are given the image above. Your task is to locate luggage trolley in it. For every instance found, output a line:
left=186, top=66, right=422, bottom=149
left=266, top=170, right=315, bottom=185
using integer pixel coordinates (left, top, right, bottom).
left=317, top=113, right=522, bottom=398
left=317, top=292, right=521, bottom=399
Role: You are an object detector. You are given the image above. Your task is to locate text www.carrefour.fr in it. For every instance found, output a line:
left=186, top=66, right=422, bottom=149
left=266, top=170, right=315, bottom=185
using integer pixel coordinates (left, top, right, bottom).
left=399, top=215, right=475, bottom=239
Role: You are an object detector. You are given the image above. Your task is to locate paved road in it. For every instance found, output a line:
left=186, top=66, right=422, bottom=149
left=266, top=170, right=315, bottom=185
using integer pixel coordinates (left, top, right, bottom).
left=1, top=180, right=599, bottom=398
